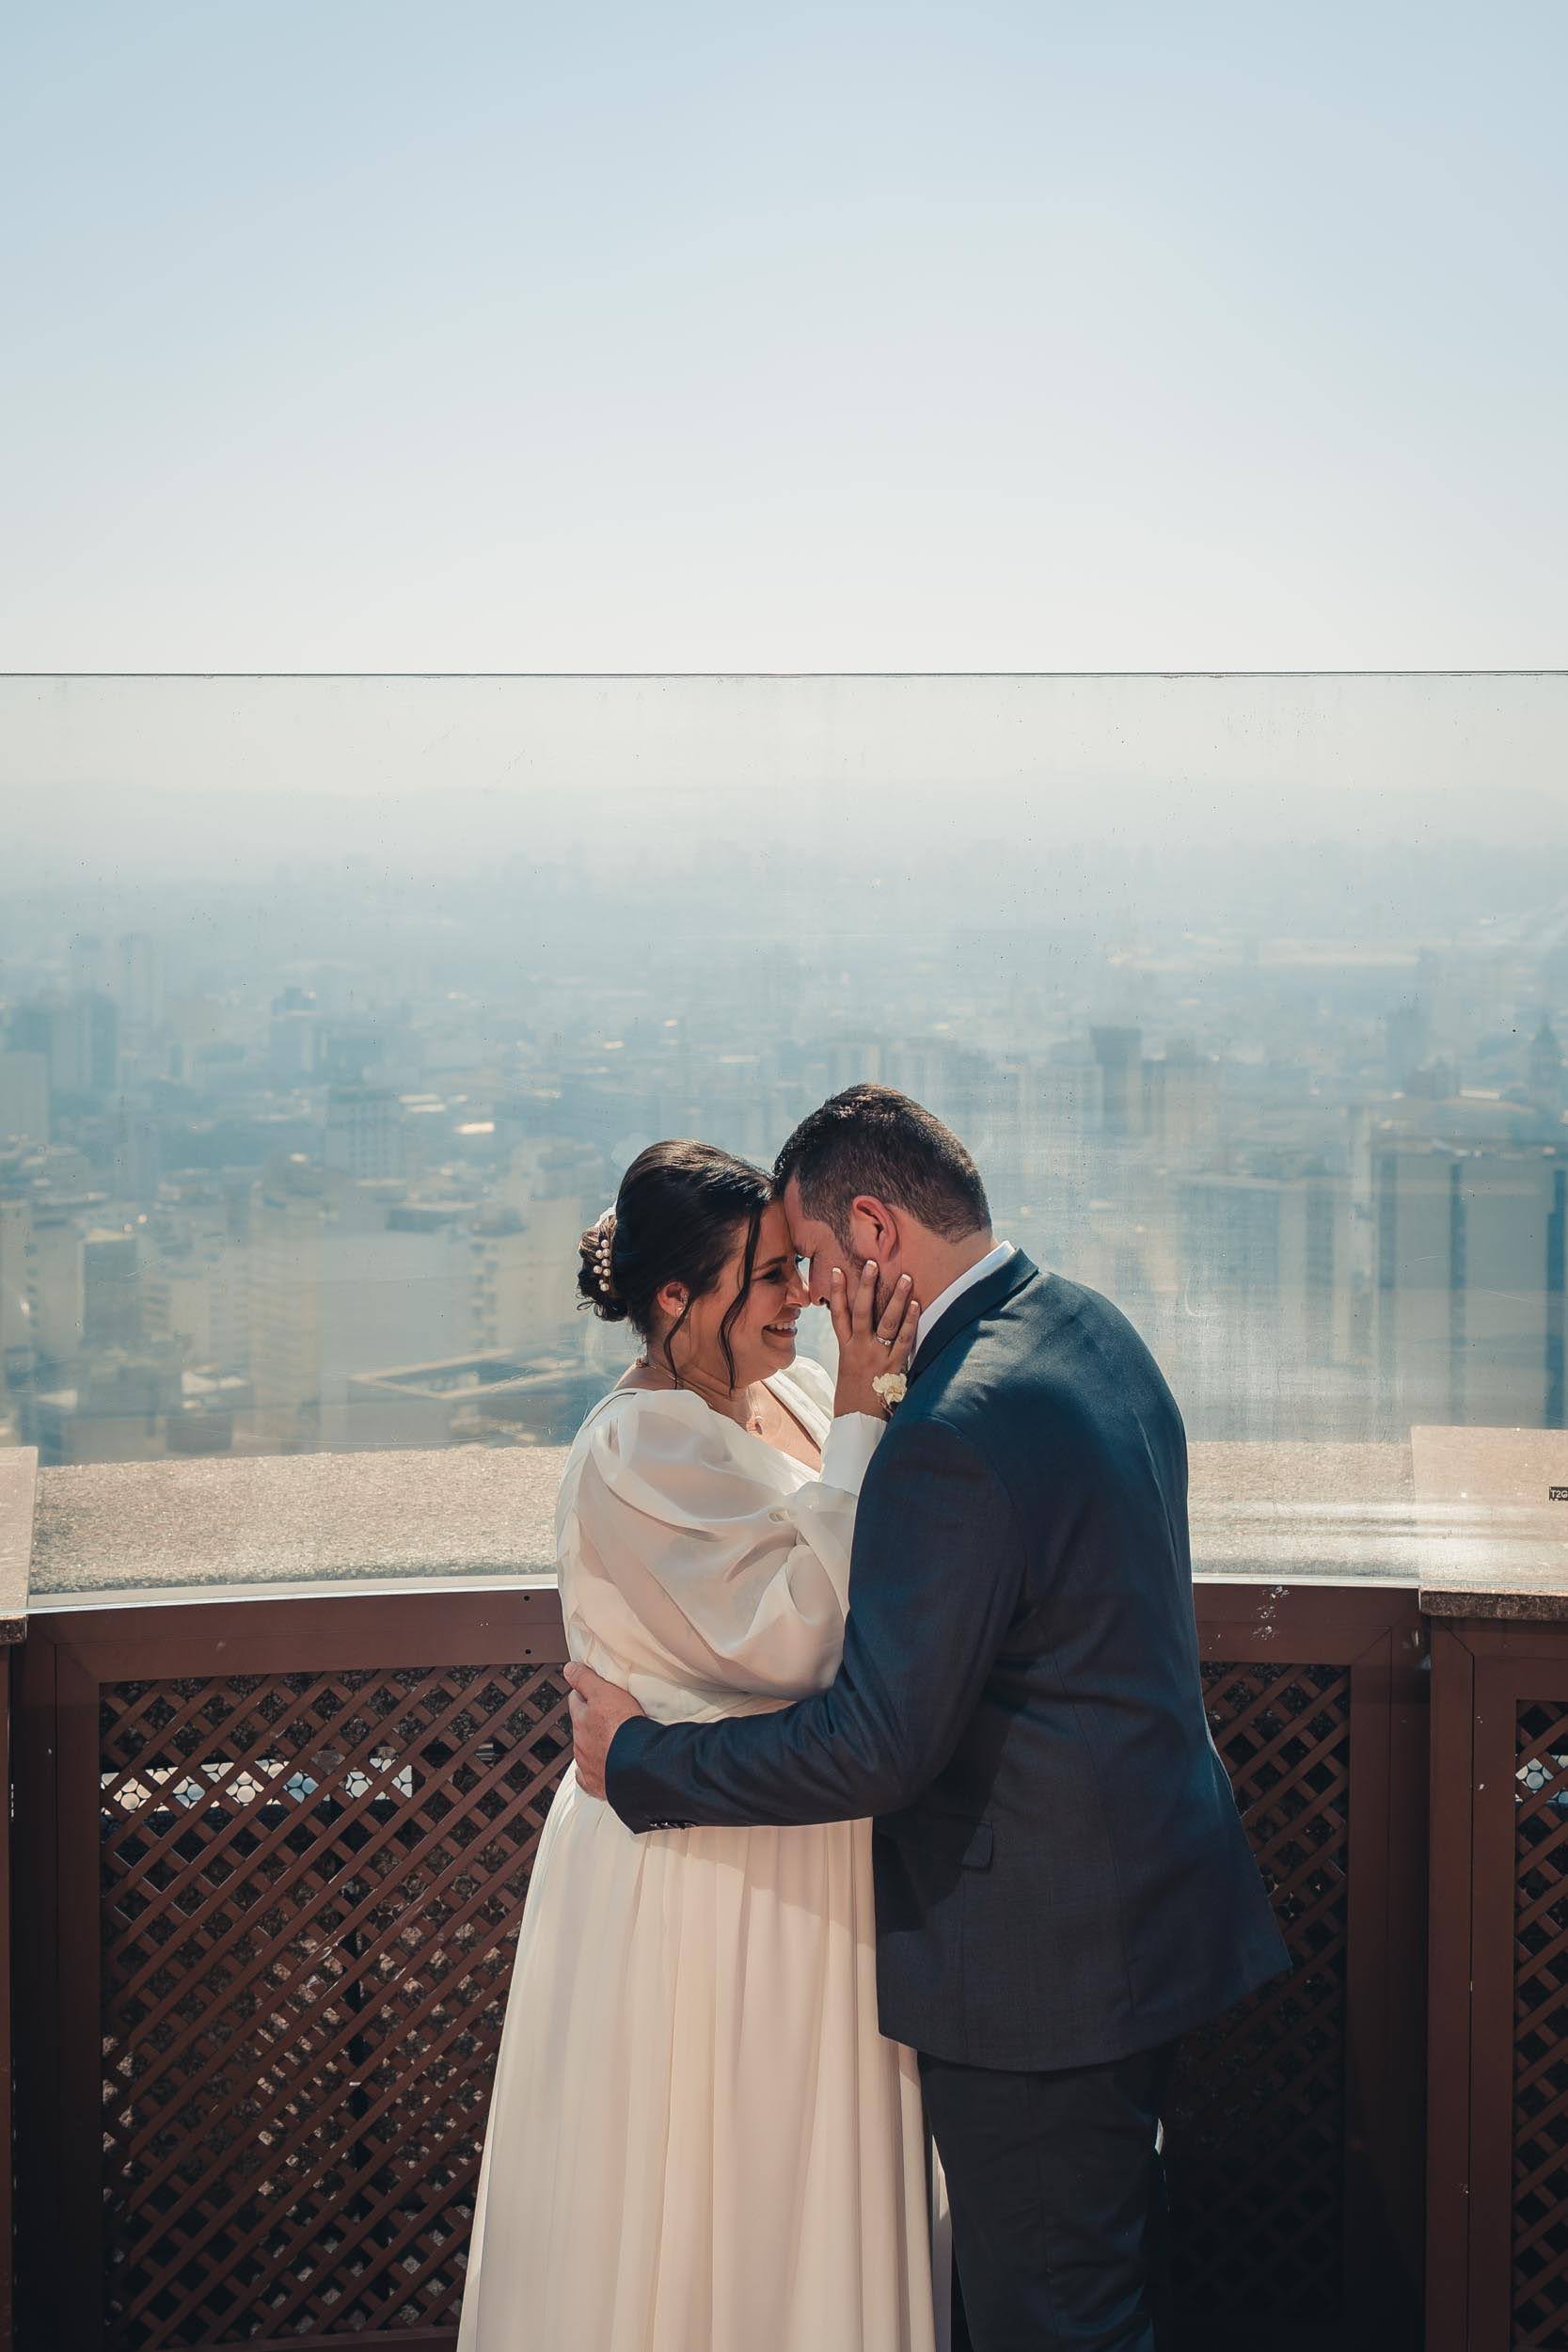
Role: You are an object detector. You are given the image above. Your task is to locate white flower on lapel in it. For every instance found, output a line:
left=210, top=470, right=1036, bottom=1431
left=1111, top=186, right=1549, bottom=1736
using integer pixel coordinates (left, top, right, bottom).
left=871, top=1371, right=908, bottom=1410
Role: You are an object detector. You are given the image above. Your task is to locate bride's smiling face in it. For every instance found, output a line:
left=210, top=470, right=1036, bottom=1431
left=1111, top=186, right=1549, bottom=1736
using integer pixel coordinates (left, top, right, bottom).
left=654, top=1200, right=809, bottom=1391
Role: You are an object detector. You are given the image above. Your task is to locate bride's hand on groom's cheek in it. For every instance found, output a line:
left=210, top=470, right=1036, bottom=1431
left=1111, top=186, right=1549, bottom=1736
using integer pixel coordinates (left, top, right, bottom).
left=563, top=1662, right=646, bottom=1800
left=829, top=1264, right=919, bottom=1419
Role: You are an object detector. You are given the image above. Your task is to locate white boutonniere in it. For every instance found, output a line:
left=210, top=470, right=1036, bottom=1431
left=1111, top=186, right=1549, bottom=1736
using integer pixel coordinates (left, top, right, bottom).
left=871, top=1371, right=908, bottom=1410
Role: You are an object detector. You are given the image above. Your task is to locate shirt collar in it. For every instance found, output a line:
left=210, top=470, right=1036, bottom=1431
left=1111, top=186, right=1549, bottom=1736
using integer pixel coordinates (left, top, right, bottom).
left=914, top=1240, right=1016, bottom=1355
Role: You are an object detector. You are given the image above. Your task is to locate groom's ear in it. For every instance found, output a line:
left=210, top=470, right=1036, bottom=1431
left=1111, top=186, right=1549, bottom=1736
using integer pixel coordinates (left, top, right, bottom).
left=849, top=1194, right=900, bottom=1262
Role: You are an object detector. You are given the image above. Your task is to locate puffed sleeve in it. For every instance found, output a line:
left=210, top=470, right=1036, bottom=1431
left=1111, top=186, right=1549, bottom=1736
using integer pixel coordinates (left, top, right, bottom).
left=559, top=1392, right=881, bottom=1703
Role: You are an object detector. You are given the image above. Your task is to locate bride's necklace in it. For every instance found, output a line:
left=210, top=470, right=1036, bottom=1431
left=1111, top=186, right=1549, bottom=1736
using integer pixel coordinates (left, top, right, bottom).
left=636, top=1357, right=768, bottom=1435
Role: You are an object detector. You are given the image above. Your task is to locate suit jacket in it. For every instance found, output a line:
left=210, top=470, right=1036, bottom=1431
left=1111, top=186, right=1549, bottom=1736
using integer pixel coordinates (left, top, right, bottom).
left=606, top=1252, right=1289, bottom=2070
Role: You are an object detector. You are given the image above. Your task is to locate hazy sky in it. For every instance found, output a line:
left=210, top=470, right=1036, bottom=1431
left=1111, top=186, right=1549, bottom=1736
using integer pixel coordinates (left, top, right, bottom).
left=4, top=3, right=1566, bottom=673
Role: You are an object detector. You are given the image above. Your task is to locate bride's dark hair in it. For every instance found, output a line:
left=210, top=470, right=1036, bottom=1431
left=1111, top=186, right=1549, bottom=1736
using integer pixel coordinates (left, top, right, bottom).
left=578, top=1140, right=773, bottom=1390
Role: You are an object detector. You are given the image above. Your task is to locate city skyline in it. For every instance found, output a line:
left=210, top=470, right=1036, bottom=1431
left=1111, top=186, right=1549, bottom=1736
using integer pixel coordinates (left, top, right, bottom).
left=5, top=795, right=1567, bottom=1469
left=5, top=675, right=1566, bottom=1476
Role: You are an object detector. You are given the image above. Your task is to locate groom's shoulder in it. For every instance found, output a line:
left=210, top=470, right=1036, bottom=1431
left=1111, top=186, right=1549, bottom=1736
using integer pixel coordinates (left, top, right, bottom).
left=1030, top=1269, right=1148, bottom=1351
left=905, top=1271, right=1073, bottom=1423
left=927, top=1263, right=1102, bottom=1374
left=913, top=1269, right=1161, bottom=1424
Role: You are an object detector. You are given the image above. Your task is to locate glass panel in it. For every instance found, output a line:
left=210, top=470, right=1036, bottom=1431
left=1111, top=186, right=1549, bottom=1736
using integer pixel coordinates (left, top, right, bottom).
left=4, top=672, right=1566, bottom=1580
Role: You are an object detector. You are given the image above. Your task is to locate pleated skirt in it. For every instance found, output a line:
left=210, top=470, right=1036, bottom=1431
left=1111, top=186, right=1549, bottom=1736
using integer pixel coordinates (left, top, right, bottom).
left=456, top=1763, right=935, bottom=2352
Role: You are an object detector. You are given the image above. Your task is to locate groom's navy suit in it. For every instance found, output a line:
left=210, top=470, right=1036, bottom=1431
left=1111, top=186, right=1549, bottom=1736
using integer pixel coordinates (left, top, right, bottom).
left=607, top=1253, right=1287, bottom=2349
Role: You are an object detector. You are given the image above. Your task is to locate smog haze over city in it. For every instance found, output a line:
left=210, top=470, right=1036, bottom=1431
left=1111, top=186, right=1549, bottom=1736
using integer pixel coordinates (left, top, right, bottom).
left=2, top=673, right=1566, bottom=1479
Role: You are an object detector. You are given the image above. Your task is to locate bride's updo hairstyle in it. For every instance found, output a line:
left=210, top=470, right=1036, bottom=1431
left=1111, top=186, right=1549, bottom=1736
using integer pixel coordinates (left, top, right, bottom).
left=578, top=1140, right=773, bottom=1389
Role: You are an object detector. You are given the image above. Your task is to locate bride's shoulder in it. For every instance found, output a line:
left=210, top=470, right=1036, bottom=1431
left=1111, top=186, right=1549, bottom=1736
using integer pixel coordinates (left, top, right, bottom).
left=566, top=1381, right=722, bottom=1474
left=559, top=1386, right=751, bottom=1553
left=574, top=1378, right=696, bottom=1434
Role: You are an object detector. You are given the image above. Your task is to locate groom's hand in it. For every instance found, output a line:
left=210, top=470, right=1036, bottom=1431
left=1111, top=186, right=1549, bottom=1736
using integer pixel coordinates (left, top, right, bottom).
left=562, top=1662, right=646, bottom=1800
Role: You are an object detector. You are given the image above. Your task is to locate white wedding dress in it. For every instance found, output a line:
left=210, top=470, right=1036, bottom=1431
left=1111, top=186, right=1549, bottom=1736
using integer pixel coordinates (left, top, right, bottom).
left=456, top=1356, right=936, bottom=2352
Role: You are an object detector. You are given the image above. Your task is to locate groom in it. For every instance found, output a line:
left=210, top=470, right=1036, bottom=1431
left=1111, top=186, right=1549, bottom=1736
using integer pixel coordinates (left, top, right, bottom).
left=565, top=1085, right=1287, bottom=2352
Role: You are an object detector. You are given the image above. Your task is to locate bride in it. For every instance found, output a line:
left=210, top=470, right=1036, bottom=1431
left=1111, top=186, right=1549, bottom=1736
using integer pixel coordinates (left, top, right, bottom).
left=456, top=1138, right=932, bottom=2352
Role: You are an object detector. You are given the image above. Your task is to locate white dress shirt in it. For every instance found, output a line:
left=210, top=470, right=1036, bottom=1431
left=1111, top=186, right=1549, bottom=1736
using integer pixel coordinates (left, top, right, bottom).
left=914, top=1239, right=1016, bottom=1356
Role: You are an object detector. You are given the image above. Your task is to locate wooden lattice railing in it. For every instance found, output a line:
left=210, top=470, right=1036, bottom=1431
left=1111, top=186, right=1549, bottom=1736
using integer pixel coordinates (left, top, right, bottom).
left=1168, top=1661, right=1354, bottom=2322
left=98, top=1660, right=570, bottom=2345
left=1429, top=1618, right=1568, bottom=2352
left=1512, top=1700, right=1568, bottom=2345
left=11, top=1582, right=1428, bottom=2352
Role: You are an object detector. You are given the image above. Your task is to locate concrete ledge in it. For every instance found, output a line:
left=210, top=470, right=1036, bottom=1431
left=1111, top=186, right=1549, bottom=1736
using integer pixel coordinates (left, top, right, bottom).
left=0, top=1449, right=37, bottom=1640
left=1192, top=1497, right=1568, bottom=1587
left=31, top=1444, right=568, bottom=1597
left=1419, top=1593, right=1568, bottom=1622
left=1418, top=1578, right=1568, bottom=1624
left=1191, top=1439, right=1413, bottom=1506
left=19, top=1435, right=1568, bottom=1614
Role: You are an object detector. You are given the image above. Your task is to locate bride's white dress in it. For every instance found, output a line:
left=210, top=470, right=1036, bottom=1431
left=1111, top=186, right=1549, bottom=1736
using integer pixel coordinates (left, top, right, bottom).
left=456, top=1356, right=936, bottom=2352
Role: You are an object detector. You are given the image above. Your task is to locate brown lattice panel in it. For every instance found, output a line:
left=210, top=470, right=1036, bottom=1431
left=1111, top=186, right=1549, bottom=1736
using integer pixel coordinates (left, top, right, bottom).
left=1513, top=1701, right=1568, bottom=2347
left=1164, top=1661, right=1351, bottom=2330
left=98, top=1662, right=571, bottom=2348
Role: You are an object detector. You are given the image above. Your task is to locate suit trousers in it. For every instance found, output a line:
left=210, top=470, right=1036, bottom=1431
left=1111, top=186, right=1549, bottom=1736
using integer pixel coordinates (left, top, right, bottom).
left=919, top=2039, right=1180, bottom=2352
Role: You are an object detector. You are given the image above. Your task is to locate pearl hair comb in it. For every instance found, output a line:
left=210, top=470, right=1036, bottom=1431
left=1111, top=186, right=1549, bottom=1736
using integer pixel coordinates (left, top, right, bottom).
left=590, top=1210, right=617, bottom=1295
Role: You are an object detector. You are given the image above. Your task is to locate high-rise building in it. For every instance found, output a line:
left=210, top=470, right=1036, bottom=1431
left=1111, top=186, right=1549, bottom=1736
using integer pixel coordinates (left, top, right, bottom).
left=1090, top=1027, right=1144, bottom=1138
left=1386, top=998, right=1431, bottom=1092
left=68, top=934, right=113, bottom=995
left=972, top=1053, right=1103, bottom=1264
left=0, top=1196, right=32, bottom=1363
left=1453, top=1147, right=1568, bottom=1428
left=1143, top=1041, right=1220, bottom=1164
left=268, top=989, right=321, bottom=1084
left=248, top=1159, right=472, bottom=1449
left=21, top=1205, right=85, bottom=1363
left=110, top=1104, right=162, bottom=1202
left=117, top=933, right=165, bottom=1034
left=1528, top=1019, right=1566, bottom=1117
left=11, top=994, right=119, bottom=1102
left=0, top=1053, right=49, bottom=1145
left=1372, top=1136, right=1568, bottom=1428
left=84, top=1230, right=142, bottom=1350
left=468, top=1197, right=583, bottom=1355
left=141, top=1245, right=248, bottom=1370
left=1176, top=1168, right=1346, bottom=1436
left=324, top=1085, right=406, bottom=1181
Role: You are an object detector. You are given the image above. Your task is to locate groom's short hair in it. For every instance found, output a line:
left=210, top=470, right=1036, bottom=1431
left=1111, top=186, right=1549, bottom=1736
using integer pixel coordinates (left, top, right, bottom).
left=775, top=1086, right=990, bottom=1245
